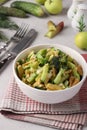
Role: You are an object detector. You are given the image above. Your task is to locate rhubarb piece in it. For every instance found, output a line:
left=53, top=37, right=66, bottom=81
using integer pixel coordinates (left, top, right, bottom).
left=45, top=21, right=64, bottom=38
left=47, top=20, right=56, bottom=31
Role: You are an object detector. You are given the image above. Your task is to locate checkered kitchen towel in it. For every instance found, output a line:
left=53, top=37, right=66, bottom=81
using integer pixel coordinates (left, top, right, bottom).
left=0, top=54, right=87, bottom=130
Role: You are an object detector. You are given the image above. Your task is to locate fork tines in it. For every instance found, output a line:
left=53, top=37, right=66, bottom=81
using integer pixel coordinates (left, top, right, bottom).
left=13, top=23, right=29, bottom=40
left=0, top=23, right=29, bottom=54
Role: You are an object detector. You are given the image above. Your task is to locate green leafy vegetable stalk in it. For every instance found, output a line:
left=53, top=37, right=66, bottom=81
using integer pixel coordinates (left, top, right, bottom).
left=0, top=15, right=19, bottom=30
left=0, top=31, right=8, bottom=41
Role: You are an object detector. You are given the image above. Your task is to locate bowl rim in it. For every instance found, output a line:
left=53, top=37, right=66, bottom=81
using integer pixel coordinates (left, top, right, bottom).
left=13, top=44, right=87, bottom=93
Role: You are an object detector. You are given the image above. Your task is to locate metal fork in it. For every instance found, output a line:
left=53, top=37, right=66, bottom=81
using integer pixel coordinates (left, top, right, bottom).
left=0, top=23, right=29, bottom=53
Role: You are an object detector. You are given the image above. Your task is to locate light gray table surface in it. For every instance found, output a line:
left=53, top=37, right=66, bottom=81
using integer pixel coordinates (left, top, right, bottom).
left=0, top=0, right=87, bottom=130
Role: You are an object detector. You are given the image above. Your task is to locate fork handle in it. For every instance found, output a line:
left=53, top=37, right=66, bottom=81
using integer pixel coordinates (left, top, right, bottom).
left=0, top=40, right=12, bottom=53
left=0, top=45, right=6, bottom=53
left=0, top=53, right=14, bottom=72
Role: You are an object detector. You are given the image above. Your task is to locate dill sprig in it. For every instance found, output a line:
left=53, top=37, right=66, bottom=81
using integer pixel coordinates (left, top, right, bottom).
left=77, top=15, right=86, bottom=32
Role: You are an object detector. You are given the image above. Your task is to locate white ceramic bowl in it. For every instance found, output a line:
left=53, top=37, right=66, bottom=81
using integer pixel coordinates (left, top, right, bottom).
left=13, top=44, right=87, bottom=104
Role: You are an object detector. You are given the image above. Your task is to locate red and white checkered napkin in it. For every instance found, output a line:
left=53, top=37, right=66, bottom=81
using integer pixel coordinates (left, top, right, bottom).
left=0, top=54, right=87, bottom=130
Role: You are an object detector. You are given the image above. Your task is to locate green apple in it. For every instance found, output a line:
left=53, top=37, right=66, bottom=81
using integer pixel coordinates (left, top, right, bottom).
left=75, top=32, right=87, bottom=50
left=35, top=0, right=46, bottom=4
left=44, top=0, right=63, bottom=14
